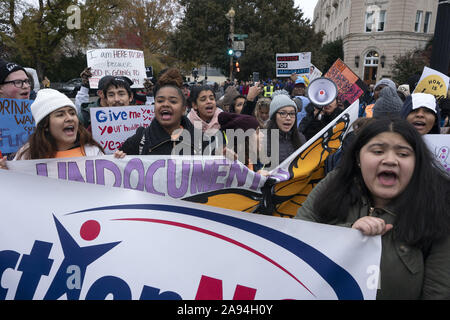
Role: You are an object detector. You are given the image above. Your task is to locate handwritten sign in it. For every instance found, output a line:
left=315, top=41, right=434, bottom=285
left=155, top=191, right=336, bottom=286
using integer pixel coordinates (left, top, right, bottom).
left=276, top=52, right=311, bottom=78
left=87, top=49, right=146, bottom=89
left=325, top=59, right=368, bottom=108
left=0, top=169, right=381, bottom=300
left=413, top=66, right=449, bottom=102
left=90, top=105, right=155, bottom=154
left=0, top=98, right=34, bottom=154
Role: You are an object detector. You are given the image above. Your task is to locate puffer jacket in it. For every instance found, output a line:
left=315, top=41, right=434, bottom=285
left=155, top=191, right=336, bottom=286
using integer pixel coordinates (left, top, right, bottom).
left=296, top=171, right=450, bottom=300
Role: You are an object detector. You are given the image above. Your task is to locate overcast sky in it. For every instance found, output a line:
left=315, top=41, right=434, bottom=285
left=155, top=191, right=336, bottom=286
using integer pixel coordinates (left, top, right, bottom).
left=294, top=0, right=319, bottom=20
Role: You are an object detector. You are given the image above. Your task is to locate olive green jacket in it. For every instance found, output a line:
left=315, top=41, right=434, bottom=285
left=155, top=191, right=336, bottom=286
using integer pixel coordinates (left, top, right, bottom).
left=296, top=172, right=450, bottom=300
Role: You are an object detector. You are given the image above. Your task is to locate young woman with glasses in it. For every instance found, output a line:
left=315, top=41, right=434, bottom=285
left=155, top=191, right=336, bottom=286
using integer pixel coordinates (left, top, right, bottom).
left=259, top=91, right=306, bottom=172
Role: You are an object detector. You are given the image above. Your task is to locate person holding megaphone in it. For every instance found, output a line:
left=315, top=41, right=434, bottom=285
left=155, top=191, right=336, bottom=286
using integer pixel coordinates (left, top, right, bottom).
left=298, top=77, right=344, bottom=141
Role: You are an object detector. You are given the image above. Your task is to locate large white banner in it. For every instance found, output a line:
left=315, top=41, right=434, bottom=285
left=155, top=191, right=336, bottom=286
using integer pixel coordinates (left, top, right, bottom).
left=0, top=169, right=381, bottom=300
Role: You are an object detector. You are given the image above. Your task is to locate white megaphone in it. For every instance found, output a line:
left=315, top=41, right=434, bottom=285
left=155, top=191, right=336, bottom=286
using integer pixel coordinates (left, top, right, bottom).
left=306, top=77, right=338, bottom=107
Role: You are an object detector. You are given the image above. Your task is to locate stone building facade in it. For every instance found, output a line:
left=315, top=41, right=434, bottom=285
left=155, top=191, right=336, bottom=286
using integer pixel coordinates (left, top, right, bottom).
left=313, top=0, right=438, bottom=85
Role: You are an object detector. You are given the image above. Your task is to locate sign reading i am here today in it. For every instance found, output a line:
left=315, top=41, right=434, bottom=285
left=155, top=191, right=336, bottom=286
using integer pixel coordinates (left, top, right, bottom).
left=87, top=49, right=147, bottom=89
left=0, top=169, right=381, bottom=300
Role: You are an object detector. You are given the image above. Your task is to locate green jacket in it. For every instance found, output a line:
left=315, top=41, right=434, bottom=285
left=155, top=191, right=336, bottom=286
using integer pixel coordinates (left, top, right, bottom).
left=296, top=172, right=450, bottom=300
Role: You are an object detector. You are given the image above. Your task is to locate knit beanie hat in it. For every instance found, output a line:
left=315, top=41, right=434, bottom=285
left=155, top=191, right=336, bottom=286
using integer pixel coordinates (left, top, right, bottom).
left=222, top=86, right=240, bottom=106
left=374, top=78, right=396, bottom=91
left=218, top=112, right=259, bottom=131
left=400, top=93, right=440, bottom=134
left=0, top=60, right=26, bottom=84
left=31, top=89, right=76, bottom=126
left=372, top=86, right=403, bottom=119
left=410, top=92, right=437, bottom=114
left=269, top=90, right=297, bottom=118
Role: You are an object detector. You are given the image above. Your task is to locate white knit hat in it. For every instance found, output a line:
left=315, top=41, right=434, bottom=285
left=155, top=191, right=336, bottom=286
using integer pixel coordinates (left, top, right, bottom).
left=411, top=92, right=437, bottom=114
left=31, top=89, right=76, bottom=126
left=269, top=90, right=297, bottom=118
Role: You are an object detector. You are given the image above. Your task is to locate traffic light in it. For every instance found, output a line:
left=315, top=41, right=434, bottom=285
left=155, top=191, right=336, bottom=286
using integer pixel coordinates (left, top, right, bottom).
left=227, top=37, right=234, bottom=56
left=235, top=61, right=240, bottom=73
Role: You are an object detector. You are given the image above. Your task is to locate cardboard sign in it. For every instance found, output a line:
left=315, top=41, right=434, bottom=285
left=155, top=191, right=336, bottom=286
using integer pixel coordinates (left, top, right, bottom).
left=90, top=105, right=155, bottom=154
left=325, top=59, right=369, bottom=108
left=0, top=98, right=34, bottom=154
left=87, top=49, right=146, bottom=89
left=0, top=169, right=381, bottom=300
left=413, top=66, right=449, bottom=101
left=276, top=53, right=311, bottom=78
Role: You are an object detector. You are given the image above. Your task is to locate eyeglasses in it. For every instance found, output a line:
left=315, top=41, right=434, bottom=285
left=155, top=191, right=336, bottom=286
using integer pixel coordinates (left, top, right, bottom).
left=2, top=79, right=31, bottom=88
left=277, top=111, right=296, bottom=118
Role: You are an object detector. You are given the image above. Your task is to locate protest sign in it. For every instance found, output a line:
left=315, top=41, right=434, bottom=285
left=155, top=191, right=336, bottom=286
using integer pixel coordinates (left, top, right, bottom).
left=325, top=59, right=369, bottom=108
left=309, top=64, right=322, bottom=81
left=90, top=105, right=155, bottom=154
left=0, top=169, right=381, bottom=300
left=423, top=134, right=450, bottom=175
left=276, top=52, right=311, bottom=78
left=86, top=49, right=146, bottom=89
left=0, top=98, right=34, bottom=154
left=8, top=155, right=267, bottom=213
left=413, top=66, right=449, bottom=101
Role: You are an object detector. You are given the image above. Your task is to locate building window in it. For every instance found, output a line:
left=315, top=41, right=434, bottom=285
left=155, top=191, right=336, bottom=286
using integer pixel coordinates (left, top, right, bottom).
left=424, top=12, right=432, bottom=33
left=378, top=10, right=386, bottom=31
left=365, top=51, right=379, bottom=66
left=365, top=8, right=386, bottom=32
left=415, top=11, right=423, bottom=32
left=344, top=18, right=348, bottom=36
left=365, top=11, right=374, bottom=32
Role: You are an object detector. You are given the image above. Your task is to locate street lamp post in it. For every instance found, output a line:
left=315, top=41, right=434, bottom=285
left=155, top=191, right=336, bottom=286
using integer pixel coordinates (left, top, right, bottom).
left=226, top=7, right=235, bottom=82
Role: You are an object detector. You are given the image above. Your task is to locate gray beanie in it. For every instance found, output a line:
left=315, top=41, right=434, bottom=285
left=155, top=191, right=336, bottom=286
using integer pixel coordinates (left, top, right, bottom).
left=269, top=90, right=297, bottom=118
left=372, top=86, right=403, bottom=119
left=374, top=78, right=396, bottom=91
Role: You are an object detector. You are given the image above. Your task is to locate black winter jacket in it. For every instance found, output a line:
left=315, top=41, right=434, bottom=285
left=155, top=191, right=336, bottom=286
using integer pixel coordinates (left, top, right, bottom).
left=120, top=116, right=213, bottom=156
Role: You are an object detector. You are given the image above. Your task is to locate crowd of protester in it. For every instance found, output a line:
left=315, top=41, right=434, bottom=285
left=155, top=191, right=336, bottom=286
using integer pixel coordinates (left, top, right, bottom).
left=1, top=57, right=450, bottom=299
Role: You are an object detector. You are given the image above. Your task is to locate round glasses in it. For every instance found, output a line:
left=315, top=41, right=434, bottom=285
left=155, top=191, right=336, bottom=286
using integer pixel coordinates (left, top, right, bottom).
left=2, top=79, right=31, bottom=88
left=276, top=111, right=296, bottom=118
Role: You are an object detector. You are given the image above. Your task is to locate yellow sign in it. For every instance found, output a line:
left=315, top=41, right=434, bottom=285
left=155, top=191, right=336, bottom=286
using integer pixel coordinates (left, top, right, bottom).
left=414, top=67, right=449, bottom=101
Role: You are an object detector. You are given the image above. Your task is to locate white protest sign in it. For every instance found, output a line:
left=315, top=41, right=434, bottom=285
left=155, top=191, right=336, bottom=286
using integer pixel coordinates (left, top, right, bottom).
left=423, top=134, right=450, bottom=175
left=0, top=169, right=381, bottom=300
left=90, top=105, right=155, bottom=154
left=309, top=64, right=322, bottom=81
left=413, top=66, right=449, bottom=101
left=276, top=52, right=311, bottom=78
left=7, top=156, right=267, bottom=210
left=87, top=49, right=146, bottom=89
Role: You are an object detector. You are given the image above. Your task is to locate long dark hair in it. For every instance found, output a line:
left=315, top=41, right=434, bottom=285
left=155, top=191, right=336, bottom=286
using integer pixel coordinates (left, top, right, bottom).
left=16, top=114, right=104, bottom=159
left=266, top=110, right=303, bottom=150
left=313, top=118, right=450, bottom=248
